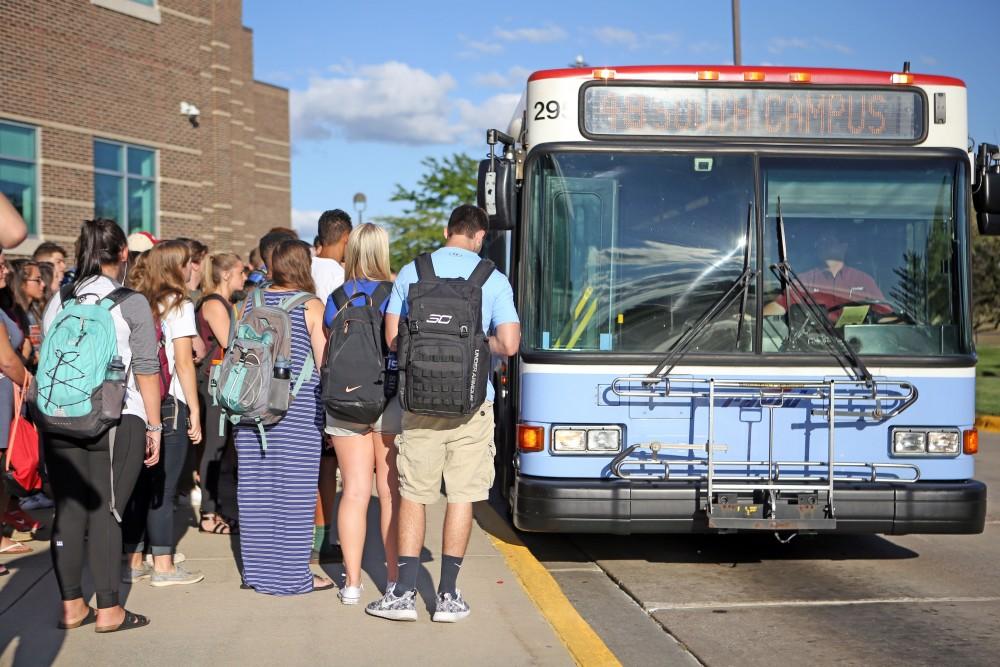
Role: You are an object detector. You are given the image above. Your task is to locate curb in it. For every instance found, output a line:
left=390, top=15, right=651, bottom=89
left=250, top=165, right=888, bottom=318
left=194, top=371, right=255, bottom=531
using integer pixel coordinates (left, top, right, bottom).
left=975, top=415, right=1000, bottom=432
left=475, top=503, right=621, bottom=667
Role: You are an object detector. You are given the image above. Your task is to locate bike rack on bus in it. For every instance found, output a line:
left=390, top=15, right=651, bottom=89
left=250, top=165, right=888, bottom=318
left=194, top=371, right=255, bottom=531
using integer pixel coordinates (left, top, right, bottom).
left=607, top=376, right=919, bottom=531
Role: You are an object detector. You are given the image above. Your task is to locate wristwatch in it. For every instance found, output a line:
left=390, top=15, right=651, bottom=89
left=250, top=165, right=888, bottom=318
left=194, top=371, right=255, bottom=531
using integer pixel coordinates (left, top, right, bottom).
left=146, top=423, right=163, bottom=433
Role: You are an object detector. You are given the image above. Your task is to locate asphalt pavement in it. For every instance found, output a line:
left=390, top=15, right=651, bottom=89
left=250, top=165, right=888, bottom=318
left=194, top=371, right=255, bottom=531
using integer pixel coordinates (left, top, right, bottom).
left=525, top=433, right=1000, bottom=666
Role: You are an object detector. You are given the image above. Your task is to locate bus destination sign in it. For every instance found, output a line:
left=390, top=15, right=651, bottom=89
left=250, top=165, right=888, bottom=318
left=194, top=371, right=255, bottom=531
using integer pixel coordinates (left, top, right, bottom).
left=583, top=86, right=925, bottom=142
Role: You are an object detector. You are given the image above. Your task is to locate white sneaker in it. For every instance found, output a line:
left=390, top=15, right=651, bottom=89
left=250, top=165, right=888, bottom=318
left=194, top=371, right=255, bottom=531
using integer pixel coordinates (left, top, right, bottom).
left=339, top=582, right=364, bottom=605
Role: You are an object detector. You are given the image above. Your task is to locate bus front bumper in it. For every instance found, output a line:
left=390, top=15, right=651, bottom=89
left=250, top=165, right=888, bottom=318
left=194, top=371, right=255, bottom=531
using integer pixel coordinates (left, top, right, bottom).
left=511, top=475, right=987, bottom=535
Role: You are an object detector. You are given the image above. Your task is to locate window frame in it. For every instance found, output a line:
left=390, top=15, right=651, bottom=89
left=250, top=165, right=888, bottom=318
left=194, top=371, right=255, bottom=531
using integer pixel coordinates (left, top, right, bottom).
left=90, top=0, right=161, bottom=25
left=0, top=118, right=41, bottom=237
left=92, top=138, right=159, bottom=236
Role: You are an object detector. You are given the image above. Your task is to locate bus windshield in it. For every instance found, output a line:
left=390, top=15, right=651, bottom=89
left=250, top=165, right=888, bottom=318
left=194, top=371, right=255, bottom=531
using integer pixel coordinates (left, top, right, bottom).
left=524, top=151, right=969, bottom=358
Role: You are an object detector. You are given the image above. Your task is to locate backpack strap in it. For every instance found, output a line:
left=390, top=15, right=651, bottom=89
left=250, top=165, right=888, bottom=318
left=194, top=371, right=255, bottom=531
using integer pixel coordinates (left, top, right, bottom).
left=279, top=291, right=315, bottom=314
left=331, top=285, right=351, bottom=310
left=280, top=291, right=317, bottom=400
left=251, top=287, right=265, bottom=310
left=371, top=282, right=393, bottom=310
left=58, top=284, right=75, bottom=305
left=100, top=287, right=134, bottom=310
left=467, top=259, right=496, bottom=289
left=415, top=253, right=436, bottom=281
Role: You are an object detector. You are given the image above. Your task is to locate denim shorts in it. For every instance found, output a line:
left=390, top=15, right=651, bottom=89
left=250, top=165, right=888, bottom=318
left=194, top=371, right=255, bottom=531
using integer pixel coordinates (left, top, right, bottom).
left=324, top=395, right=403, bottom=437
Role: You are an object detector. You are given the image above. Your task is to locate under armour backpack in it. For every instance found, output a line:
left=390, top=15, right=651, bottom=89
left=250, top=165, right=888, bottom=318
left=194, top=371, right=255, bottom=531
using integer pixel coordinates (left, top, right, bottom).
left=28, top=285, right=132, bottom=438
left=322, top=281, right=393, bottom=424
left=210, top=289, right=314, bottom=450
left=396, top=254, right=494, bottom=417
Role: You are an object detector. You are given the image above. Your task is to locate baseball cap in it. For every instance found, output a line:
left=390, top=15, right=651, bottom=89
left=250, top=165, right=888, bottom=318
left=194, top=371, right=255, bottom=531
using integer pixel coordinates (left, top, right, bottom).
left=127, top=231, right=159, bottom=253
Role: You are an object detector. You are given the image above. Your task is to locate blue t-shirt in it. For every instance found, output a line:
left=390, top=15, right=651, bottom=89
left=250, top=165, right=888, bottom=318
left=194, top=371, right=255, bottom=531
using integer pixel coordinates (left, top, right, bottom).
left=387, top=246, right=519, bottom=402
left=323, top=278, right=390, bottom=329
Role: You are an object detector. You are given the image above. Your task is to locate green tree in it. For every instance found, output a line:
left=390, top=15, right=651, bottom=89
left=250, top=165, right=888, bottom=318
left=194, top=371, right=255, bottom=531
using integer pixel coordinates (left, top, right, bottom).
left=973, top=231, right=1000, bottom=330
left=378, top=153, right=478, bottom=269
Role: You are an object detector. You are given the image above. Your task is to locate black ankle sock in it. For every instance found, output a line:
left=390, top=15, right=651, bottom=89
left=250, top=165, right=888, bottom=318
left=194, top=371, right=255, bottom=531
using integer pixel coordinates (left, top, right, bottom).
left=396, top=556, right=420, bottom=595
left=438, top=554, right=464, bottom=597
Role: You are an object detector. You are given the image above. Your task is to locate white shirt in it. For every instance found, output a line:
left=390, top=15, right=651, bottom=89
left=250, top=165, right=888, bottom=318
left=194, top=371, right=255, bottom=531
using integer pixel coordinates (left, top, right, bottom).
left=161, top=298, right=198, bottom=404
left=311, top=256, right=345, bottom=306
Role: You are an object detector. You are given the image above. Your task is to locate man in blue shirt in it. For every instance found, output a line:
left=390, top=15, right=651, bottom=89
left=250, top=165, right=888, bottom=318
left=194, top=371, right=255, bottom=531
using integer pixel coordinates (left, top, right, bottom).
left=367, top=205, right=520, bottom=623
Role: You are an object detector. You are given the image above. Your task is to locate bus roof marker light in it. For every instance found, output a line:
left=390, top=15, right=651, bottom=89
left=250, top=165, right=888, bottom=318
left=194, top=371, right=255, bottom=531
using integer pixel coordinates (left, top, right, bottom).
left=891, top=72, right=915, bottom=84
left=789, top=72, right=812, bottom=83
left=592, top=68, right=616, bottom=80
left=697, top=70, right=720, bottom=81
left=963, top=428, right=979, bottom=455
left=744, top=71, right=765, bottom=81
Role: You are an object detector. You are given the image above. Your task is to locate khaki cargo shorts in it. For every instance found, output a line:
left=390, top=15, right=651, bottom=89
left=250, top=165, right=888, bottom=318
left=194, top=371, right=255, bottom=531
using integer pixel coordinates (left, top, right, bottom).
left=396, top=401, right=495, bottom=504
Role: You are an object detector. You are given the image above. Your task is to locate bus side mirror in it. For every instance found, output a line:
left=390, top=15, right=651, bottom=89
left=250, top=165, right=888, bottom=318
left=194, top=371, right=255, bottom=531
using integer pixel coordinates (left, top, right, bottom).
left=477, top=158, right=517, bottom=231
left=974, top=144, right=1000, bottom=235
left=974, top=172, right=1000, bottom=235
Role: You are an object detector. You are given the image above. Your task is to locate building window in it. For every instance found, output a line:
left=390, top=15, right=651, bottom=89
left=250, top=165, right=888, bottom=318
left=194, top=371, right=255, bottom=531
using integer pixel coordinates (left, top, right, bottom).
left=0, top=121, right=39, bottom=236
left=90, top=0, right=161, bottom=25
left=93, top=139, right=157, bottom=234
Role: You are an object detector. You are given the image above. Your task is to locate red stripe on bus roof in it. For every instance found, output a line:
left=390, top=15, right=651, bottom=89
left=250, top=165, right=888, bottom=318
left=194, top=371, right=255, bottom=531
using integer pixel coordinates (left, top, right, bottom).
left=528, top=65, right=965, bottom=87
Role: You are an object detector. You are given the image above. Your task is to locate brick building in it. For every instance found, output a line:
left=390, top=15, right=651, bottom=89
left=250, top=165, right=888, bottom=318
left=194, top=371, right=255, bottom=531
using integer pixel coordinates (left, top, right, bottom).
left=0, top=0, right=290, bottom=259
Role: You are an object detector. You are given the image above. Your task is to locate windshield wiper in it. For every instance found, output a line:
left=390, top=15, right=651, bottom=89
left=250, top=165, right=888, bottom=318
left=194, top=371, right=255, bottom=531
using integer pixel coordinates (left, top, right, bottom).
left=648, top=202, right=756, bottom=381
left=770, top=197, right=874, bottom=387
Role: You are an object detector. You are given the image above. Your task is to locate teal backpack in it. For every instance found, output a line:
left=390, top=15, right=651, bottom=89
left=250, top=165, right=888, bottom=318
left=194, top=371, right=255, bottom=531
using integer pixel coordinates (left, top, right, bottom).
left=29, top=285, right=131, bottom=438
left=210, top=290, right=314, bottom=450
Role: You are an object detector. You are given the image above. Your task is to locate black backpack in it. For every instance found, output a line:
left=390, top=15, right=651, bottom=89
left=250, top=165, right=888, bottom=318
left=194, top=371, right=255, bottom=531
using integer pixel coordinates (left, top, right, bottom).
left=322, top=282, right=394, bottom=424
left=397, top=254, right=494, bottom=417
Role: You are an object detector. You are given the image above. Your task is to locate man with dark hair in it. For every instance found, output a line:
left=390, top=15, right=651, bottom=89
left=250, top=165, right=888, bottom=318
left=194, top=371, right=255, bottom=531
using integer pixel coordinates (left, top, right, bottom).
left=311, top=209, right=352, bottom=306
left=33, top=241, right=68, bottom=290
left=310, top=209, right=351, bottom=563
left=367, top=204, right=520, bottom=623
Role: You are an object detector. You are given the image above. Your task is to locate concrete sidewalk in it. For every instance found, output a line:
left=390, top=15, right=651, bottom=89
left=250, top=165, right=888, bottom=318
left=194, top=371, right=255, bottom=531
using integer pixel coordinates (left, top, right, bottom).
left=0, top=498, right=575, bottom=666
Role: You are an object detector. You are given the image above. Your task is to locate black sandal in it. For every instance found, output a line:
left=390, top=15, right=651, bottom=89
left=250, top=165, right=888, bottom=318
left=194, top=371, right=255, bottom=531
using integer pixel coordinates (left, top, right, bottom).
left=58, top=607, right=96, bottom=630
left=313, top=576, right=335, bottom=592
left=95, top=610, right=150, bottom=633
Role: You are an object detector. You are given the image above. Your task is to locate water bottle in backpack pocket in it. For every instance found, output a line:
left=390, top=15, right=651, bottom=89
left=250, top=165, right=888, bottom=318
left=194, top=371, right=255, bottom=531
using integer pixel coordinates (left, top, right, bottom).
left=29, top=286, right=133, bottom=438
left=211, top=290, right=315, bottom=450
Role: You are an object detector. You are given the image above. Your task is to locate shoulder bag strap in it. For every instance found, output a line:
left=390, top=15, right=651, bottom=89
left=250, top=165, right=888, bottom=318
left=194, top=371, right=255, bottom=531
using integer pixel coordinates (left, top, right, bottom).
left=415, top=253, right=436, bottom=281
left=371, top=282, right=393, bottom=310
left=467, top=259, right=496, bottom=289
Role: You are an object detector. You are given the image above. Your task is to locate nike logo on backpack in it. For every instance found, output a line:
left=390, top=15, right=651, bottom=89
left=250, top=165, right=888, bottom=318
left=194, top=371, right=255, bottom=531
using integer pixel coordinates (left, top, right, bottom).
left=345, top=385, right=362, bottom=393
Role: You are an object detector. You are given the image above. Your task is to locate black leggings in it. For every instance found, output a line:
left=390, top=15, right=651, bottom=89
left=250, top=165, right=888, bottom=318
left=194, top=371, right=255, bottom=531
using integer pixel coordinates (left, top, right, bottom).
left=45, top=415, right=145, bottom=609
left=198, top=383, right=235, bottom=516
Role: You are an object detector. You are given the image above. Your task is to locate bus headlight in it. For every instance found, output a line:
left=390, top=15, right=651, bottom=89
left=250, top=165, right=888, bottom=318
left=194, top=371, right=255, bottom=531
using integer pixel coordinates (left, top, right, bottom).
left=927, top=431, right=960, bottom=454
left=587, top=429, right=621, bottom=452
left=552, top=429, right=587, bottom=452
left=893, top=430, right=927, bottom=454
left=891, top=428, right=961, bottom=456
left=551, top=426, right=623, bottom=454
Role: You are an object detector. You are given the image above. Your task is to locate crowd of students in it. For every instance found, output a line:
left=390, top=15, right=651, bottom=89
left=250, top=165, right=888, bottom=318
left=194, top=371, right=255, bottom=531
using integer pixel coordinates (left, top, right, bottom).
left=0, top=201, right=520, bottom=632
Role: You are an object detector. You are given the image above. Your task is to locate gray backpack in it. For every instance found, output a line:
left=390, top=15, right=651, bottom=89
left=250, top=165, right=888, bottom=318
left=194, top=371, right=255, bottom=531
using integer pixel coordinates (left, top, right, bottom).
left=210, top=290, right=314, bottom=450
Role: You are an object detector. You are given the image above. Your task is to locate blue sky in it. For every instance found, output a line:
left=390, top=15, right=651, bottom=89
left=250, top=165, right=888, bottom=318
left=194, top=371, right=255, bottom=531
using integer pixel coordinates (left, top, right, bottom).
left=242, top=0, right=1000, bottom=240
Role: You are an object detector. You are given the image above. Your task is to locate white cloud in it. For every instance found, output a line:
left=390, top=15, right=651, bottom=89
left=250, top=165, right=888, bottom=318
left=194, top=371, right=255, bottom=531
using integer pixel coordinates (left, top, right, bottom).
left=767, top=36, right=853, bottom=56
left=593, top=26, right=639, bottom=49
left=291, top=62, right=458, bottom=144
left=290, top=62, right=521, bottom=147
left=458, top=34, right=503, bottom=58
left=291, top=208, right=323, bottom=240
left=456, top=93, right=523, bottom=143
left=494, top=25, right=566, bottom=43
left=473, top=66, right=532, bottom=88
left=688, top=40, right=723, bottom=56
left=647, top=32, right=682, bottom=49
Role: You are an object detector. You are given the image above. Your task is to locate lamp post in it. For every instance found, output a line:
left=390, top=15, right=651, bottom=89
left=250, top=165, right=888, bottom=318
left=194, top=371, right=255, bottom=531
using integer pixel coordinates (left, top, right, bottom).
left=352, top=192, right=367, bottom=225
left=732, top=0, right=742, bottom=66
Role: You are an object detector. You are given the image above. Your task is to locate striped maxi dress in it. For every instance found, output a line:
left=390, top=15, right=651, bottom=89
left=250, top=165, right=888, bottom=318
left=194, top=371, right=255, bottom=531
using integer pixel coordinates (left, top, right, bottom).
left=235, top=290, right=324, bottom=595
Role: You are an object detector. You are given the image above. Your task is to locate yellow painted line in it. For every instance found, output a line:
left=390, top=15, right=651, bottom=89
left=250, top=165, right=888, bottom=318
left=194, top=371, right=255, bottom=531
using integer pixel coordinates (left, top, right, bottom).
left=975, top=415, right=1000, bottom=432
left=475, top=503, right=621, bottom=667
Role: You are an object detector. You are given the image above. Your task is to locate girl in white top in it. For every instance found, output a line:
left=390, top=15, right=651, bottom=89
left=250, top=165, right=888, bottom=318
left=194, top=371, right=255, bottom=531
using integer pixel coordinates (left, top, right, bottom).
left=122, top=240, right=205, bottom=588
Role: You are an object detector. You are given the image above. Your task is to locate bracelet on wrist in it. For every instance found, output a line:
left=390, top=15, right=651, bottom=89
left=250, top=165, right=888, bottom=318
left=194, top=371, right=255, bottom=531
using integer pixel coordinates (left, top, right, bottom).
left=146, top=423, right=163, bottom=433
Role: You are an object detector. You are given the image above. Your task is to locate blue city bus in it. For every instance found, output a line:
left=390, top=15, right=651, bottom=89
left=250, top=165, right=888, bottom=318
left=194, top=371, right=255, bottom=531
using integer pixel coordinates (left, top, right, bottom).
left=477, top=64, right=1000, bottom=536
